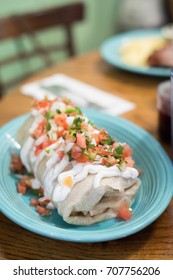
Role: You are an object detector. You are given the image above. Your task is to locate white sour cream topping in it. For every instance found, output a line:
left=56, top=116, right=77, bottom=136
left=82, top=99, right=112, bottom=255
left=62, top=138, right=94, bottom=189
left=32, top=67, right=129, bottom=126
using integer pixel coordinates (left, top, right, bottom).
left=33, top=150, right=46, bottom=176
left=43, top=155, right=69, bottom=198
left=45, top=152, right=59, bottom=170
left=52, top=164, right=139, bottom=202
left=53, top=185, right=71, bottom=202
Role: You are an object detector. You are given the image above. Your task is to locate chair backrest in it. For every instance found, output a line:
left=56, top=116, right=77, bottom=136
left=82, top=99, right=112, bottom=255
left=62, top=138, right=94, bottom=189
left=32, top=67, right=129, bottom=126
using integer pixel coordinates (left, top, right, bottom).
left=0, top=2, right=84, bottom=98
left=0, top=16, right=22, bottom=40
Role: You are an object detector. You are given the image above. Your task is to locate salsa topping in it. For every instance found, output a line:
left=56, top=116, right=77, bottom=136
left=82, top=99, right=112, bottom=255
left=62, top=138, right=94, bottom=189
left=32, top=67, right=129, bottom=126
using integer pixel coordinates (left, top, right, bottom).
left=30, top=98, right=135, bottom=168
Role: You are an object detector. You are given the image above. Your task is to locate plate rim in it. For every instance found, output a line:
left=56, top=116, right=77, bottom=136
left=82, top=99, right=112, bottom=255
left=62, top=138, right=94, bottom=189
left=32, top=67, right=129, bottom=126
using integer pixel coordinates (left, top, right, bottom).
left=0, top=111, right=173, bottom=242
left=100, top=28, right=171, bottom=77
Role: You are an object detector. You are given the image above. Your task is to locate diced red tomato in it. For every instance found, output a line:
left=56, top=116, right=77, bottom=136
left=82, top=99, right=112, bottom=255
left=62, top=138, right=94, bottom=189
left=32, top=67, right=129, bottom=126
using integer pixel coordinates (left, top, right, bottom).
left=65, top=132, right=75, bottom=143
left=99, top=128, right=108, bottom=141
left=125, top=156, right=135, bottom=167
left=76, top=133, right=86, bottom=149
left=39, top=187, right=44, bottom=196
left=36, top=205, right=51, bottom=216
left=17, top=177, right=31, bottom=194
left=55, top=114, right=66, bottom=124
left=54, top=117, right=69, bottom=131
left=37, top=100, right=49, bottom=109
left=34, top=147, right=42, bottom=156
left=10, top=154, right=25, bottom=174
left=34, top=137, right=52, bottom=155
left=17, top=182, right=27, bottom=194
left=100, top=148, right=111, bottom=156
left=39, top=199, right=51, bottom=206
left=117, top=202, right=132, bottom=220
left=61, top=96, right=74, bottom=106
left=107, top=156, right=117, bottom=166
left=102, top=157, right=108, bottom=165
left=76, top=154, right=88, bottom=163
left=42, top=137, right=52, bottom=149
left=62, top=120, right=69, bottom=130
left=30, top=198, right=39, bottom=207
left=57, top=151, right=64, bottom=160
left=71, top=145, right=82, bottom=159
left=43, top=199, right=51, bottom=204
left=32, top=98, right=59, bottom=110
left=58, top=129, right=64, bottom=137
left=123, top=144, right=133, bottom=157
left=81, top=121, right=88, bottom=130
left=32, top=120, right=46, bottom=139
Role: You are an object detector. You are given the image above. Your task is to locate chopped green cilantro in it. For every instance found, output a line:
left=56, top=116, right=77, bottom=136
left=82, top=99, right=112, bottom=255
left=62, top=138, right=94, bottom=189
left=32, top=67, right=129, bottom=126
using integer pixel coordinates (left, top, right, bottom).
left=56, top=109, right=61, bottom=114
left=89, top=152, right=96, bottom=161
left=83, top=149, right=89, bottom=156
left=65, top=107, right=82, bottom=115
left=115, top=146, right=124, bottom=154
left=69, top=128, right=76, bottom=138
left=113, top=146, right=124, bottom=165
left=73, top=117, right=83, bottom=131
left=46, top=121, right=51, bottom=132
left=105, top=162, right=111, bottom=168
left=100, top=135, right=114, bottom=145
left=45, top=110, right=54, bottom=120
left=67, top=150, right=73, bottom=162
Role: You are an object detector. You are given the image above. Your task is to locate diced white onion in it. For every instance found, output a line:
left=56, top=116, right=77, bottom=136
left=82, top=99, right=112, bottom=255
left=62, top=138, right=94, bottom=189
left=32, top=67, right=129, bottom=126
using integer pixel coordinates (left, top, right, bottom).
left=65, top=142, right=74, bottom=152
left=66, top=116, right=75, bottom=126
left=49, top=119, right=58, bottom=131
left=35, top=135, right=47, bottom=146
left=91, top=138, right=96, bottom=146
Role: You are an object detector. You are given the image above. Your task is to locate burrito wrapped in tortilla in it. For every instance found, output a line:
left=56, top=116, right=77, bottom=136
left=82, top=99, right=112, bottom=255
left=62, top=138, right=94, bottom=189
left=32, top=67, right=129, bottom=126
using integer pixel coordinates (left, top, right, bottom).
left=17, top=97, right=140, bottom=225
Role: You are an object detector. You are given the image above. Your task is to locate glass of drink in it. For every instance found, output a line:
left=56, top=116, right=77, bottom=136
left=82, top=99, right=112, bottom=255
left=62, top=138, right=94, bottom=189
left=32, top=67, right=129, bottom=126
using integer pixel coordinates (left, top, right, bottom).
left=157, top=80, right=171, bottom=143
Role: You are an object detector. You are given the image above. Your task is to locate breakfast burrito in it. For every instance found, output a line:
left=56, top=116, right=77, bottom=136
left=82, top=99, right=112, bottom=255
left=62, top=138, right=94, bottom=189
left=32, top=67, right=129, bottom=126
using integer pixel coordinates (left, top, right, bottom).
left=16, top=97, right=140, bottom=225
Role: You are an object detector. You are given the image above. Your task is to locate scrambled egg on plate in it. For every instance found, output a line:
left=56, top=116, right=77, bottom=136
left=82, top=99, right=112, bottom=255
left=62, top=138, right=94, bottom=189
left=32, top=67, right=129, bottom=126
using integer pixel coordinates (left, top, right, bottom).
left=120, top=37, right=167, bottom=67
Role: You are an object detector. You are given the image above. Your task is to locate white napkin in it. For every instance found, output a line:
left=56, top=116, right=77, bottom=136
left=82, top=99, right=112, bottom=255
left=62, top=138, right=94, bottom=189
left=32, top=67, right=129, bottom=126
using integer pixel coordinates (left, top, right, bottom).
left=21, top=74, right=135, bottom=116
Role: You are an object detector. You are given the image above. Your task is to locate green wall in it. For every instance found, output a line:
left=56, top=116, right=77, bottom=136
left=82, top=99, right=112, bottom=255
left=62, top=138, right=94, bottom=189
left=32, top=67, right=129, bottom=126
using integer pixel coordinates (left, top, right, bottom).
left=0, top=0, right=119, bottom=88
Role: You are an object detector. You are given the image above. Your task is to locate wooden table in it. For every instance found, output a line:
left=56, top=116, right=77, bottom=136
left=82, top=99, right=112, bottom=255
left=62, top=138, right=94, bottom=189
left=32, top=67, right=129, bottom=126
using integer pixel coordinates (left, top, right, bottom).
left=0, top=52, right=172, bottom=260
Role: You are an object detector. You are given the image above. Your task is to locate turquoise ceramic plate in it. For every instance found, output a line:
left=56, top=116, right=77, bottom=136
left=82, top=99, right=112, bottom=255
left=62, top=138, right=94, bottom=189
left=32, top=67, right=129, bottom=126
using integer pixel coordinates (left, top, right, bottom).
left=0, top=110, right=173, bottom=242
left=100, top=29, right=171, bottom=77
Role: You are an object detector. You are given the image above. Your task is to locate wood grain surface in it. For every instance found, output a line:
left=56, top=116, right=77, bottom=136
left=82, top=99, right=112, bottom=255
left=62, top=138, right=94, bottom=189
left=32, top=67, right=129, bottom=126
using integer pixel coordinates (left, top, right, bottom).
left=0, top=52, right=172, bottom=260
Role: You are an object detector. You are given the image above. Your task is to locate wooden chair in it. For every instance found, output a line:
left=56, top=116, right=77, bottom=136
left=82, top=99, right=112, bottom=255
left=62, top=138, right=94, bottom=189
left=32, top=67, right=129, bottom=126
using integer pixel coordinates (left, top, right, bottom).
left=0, top=2, right=84, bottom=98
left=0, top=16, right=31, bottom=98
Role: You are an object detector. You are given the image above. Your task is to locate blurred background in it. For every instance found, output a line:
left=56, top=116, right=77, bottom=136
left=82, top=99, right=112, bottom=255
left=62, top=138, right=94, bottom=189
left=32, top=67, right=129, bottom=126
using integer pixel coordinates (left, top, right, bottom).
left=0, top=0, right=118, bottom=93
left=0, top=0, right=173, bottom=96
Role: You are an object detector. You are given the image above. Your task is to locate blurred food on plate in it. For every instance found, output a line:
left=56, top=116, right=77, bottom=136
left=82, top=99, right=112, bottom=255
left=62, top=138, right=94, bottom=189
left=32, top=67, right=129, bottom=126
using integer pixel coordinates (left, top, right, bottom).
left=120, top=37, right=168, bottom=67
left=147, top=43, right=173, bottom=67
